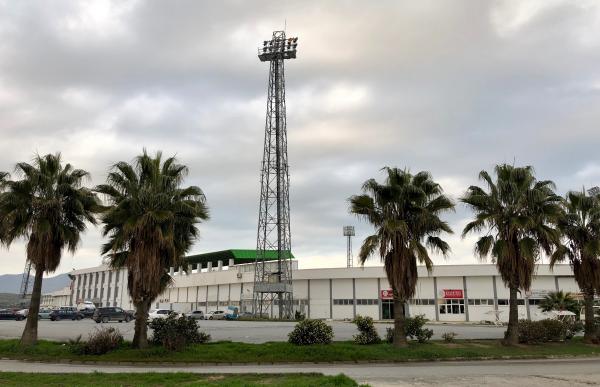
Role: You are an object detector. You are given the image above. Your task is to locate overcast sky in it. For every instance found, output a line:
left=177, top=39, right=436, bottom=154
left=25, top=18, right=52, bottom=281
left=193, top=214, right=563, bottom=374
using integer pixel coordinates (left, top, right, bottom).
left=0, top=0, right=599, bottom=275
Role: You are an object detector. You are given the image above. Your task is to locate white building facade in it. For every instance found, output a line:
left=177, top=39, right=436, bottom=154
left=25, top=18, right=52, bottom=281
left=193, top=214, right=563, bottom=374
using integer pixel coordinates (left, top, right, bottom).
left=41, top=286, right=72, bottom=307
left=68, top=261, right=580, bottom=323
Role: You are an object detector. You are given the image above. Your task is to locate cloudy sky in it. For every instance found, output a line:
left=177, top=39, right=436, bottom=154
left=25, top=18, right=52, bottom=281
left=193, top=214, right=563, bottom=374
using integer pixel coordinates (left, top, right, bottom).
left=1, top=0, right=600, bottom=275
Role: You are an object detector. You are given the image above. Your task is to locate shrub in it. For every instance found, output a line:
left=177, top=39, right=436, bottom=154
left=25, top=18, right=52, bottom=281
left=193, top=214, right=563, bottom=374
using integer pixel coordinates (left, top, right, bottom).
left=288, top=319, right=334, bottom=345
left=518, top=319, right=569, bottom=344
left=294, top=310, right=306, bottom=321
left=149, top=313, right=210, bottom=351
left=78, top=327, right=123, bottom=355
left=385, top=315, right=433, bottom=344
left=442, top=332, right=457, bottom=343
left=352, top=315, right=380, bottom=345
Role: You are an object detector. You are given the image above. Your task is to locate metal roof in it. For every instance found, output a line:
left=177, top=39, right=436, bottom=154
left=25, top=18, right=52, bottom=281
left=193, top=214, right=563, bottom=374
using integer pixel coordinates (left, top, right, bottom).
left=184, top=249, right=294, bottom=267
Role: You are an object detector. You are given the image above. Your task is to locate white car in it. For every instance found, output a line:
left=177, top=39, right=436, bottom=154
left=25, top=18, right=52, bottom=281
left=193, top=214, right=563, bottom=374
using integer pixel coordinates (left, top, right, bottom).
left=205, top=310, right=226, bottom=320
left=185, top=310, right=204, bottom=320
left=147, top=309, right=179, bottom=321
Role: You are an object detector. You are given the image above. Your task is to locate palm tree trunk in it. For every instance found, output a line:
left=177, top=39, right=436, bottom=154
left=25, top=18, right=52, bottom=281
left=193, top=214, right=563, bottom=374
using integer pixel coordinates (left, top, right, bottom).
left=393, top=297, right=408, bottom=347
left=132, top=300, right=150, bottom=349
left=503, top=285, right=519, bottom=345
left=583, top=290, right=597, bottom=343
left=20, top=267, right=43, bottom=346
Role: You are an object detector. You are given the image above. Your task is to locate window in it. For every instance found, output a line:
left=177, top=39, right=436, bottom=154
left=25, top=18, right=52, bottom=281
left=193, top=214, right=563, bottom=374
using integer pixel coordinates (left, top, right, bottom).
left=439, top=299, right=465, bottom=314
left=498, top=299, right=509, bottom=306
left=467, top=299, right=494, bottom=306
left=409, top=299, right=435, bottom=305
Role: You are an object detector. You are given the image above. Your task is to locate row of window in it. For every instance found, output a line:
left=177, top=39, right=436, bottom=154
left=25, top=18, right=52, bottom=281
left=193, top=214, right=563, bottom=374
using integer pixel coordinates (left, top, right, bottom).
left=409, top=299, right=435, bottom=305
left=333, top=299, right=379, bottom=305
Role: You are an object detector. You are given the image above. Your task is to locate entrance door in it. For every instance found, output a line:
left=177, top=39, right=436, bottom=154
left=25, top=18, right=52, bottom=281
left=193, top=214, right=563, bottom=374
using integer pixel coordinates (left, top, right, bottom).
left=382, top=300, right=394, bottom=319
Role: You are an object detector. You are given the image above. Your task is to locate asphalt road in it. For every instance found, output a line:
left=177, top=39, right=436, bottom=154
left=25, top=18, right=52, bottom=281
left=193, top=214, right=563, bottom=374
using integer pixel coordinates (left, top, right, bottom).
left=1, top=357, right=599, bottom=386
left=0, top=319, right=506, bottom=342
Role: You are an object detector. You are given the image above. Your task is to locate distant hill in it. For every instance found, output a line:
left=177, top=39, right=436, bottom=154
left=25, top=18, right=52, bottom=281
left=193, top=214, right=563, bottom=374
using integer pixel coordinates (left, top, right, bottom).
left=0, top=273, right=70, bottom=294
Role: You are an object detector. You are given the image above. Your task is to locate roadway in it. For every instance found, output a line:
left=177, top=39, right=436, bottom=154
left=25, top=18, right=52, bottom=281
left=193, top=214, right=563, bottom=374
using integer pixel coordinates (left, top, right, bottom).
left=0, top=319, right=506, bottom=343
left=0, top=357, right=599, bottom=386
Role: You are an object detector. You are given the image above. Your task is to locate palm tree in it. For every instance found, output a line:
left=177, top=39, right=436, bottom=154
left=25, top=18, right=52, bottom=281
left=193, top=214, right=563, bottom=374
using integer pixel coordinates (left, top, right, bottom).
left=550, top=190, right=600, bottom=342
left=349, top=167, right=454, bottom=347
left=539, top=291, right=580, bottom=316
left=0, top=154, right=98, bottom=346
left=461, top=164, right=561, bottom=345
left=96, top=151, right=209, bottom=349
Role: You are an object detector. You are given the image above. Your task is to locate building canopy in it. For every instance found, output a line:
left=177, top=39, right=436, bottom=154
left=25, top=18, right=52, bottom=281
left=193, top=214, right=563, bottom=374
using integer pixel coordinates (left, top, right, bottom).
left=184, top=249, right=294, bottom=268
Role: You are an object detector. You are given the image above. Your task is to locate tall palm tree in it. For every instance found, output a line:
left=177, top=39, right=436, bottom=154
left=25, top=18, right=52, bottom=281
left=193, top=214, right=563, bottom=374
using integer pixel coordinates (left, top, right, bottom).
left=539, top=291, right=580, bottom=316
left=96, top=151, right=209, bottom=349
left=550, top=190, right=600, bottom=342
left=0, top=154, right=98, bottom=346
left=349, top=167, right=454, bottom=347
left=461, top=164, right=561, bottom=345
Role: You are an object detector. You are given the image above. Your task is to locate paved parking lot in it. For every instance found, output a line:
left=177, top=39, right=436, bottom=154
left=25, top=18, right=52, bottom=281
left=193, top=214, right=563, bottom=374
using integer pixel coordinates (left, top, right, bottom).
left=0, top=319, right=506, bottom=343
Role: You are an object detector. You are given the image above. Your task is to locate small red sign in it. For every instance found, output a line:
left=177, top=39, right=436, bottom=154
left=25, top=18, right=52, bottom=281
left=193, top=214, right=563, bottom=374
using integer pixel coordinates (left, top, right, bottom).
left=380, top=289, right=393, bottom=299
left=442, top=289, right=463, bottom=299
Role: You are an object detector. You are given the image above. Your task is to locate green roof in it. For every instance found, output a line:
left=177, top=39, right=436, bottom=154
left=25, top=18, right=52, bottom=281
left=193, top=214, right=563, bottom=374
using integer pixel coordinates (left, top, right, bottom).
left=184, top=249, right=294, bottom=267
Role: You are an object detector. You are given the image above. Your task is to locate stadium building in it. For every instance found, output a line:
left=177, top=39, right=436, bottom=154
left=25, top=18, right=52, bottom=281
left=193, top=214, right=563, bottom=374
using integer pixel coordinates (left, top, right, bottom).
left=63, top=249, right=582, bottom=323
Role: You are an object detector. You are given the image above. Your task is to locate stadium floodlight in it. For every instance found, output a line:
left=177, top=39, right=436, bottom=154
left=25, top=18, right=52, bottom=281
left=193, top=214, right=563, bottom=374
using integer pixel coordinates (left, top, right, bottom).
left=343, top=226, right=355, bottom=268
left=588, top=186, right=600, bottom=196
left=258, top=32, right=298, bottom=62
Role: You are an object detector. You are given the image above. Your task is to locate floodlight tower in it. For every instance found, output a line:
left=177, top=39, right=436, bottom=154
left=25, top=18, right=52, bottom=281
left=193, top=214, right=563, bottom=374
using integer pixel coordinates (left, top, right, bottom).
left=343, top=226, right=355, bottom=268
left=253, top=31, right=298, bottom=319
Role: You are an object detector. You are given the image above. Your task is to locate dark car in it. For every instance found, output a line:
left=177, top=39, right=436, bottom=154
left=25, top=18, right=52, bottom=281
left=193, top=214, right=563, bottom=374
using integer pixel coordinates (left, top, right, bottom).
left=49, top=309, right=84, bottom=321
left=93, top=307, right=132, bottom=323
left=0, top=309, right=25, bottom=321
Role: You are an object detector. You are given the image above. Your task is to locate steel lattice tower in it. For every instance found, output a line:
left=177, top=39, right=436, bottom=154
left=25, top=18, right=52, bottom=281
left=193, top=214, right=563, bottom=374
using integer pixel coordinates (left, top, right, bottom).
left=253, top=31, right=298, bottom=319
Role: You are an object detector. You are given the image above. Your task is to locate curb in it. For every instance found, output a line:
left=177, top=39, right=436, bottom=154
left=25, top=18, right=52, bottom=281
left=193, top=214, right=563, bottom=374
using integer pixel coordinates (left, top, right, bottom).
left=3, top=353, right=600, bottom=367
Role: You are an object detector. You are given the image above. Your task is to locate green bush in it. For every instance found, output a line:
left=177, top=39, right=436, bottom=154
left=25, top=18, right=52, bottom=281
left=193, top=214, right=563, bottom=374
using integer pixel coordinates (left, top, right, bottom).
left=518, top=319, right=569, bottom=344
left=77, top=327, right=123, bottom=355
left=442, top=332, right=457, bottom=343
left=288, top=319, right=334, bottom=345
left=294, top=310, right=306, bottom=321
left=352, top=315, right=380, bottom=345
left=149, top=313, right=210, bottom=351
left=385, top=315, right=433, bottom=343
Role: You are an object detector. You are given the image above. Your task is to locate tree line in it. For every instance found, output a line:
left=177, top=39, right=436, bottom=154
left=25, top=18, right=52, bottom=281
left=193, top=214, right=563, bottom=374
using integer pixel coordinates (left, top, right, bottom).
left=350, top=165, right=600, bottom=347
left=1, top=152, right=598, bottom=349
left=0, top=151, right=209, bottom=348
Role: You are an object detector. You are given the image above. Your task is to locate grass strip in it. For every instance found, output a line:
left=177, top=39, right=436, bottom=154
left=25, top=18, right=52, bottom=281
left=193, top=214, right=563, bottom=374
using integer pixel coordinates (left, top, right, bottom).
left=0, top=338, right=598, bottom=364
left=0, top=372, right=362, bottom=387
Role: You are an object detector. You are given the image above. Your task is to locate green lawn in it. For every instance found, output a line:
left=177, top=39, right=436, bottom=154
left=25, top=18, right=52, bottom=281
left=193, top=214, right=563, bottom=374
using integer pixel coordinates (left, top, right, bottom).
left=0, top=372, right=362, bottom=387
left=0, top=338, right=599, bottom=363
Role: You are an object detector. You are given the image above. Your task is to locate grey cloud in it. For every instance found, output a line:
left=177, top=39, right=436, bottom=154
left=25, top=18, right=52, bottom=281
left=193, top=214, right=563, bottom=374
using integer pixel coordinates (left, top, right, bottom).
left=0, top=0, right=600, bottom=274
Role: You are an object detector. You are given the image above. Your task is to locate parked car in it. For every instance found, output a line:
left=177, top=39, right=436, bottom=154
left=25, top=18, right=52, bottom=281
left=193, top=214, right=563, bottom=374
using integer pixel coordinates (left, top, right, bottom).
left=147, top=309, right=179, bottom=321
left=16, top=309, right=28, bottom=317
left=0, top=309, right=25, bottom=321
left=93, top=307, right=132, bottom=323
left=49, top=309, right=84, bottom=321
left=205, top=310, right=226, bottom=320
left=185, top=310, right=204, bottom=320
left=38, top=308, right=54, bottom=320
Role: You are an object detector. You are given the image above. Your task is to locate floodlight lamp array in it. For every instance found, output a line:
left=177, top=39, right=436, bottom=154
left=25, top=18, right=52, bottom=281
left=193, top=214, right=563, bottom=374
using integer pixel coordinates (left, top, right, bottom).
left=343, top=226, right=355, bottom=236
left=258, top=37, right=298, bottom=61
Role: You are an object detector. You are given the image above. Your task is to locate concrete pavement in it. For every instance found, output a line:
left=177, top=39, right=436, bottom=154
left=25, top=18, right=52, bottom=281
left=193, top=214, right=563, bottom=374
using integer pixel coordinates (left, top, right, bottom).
left=1, top=357, right=599, bottom=386
left=0, top=319, right=506, bottom=343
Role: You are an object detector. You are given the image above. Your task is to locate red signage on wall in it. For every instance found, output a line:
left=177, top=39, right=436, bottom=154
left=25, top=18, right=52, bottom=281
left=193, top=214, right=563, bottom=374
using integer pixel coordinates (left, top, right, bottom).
left=380, top=289, right=393, bottom=299
left=442, top=289, right=463, bottom=299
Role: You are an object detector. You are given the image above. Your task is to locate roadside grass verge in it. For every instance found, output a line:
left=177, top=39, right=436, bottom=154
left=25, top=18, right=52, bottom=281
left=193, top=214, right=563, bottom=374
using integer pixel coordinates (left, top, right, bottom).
left=0, top=338, right=598, bottom=364
left=0, top=372, right=362, bottom=387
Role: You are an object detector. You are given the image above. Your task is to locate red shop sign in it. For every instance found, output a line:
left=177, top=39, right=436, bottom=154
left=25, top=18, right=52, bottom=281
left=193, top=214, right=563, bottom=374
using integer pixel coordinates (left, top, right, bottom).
left=442, top=289, right=463, bottom=299
left=380, top=289, right=393, bottom=300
